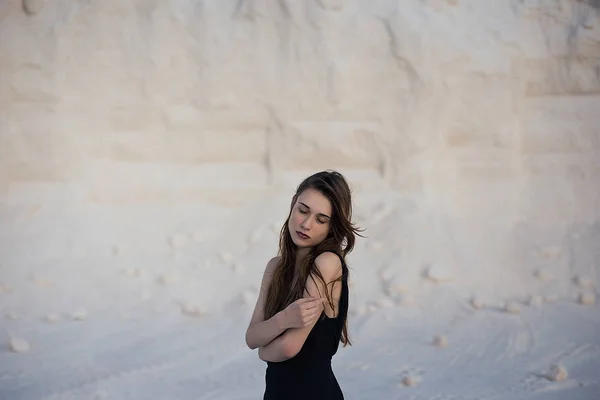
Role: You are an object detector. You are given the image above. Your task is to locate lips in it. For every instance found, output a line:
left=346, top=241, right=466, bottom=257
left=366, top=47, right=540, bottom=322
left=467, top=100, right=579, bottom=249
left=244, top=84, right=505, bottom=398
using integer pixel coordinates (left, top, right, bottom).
left=296, top=231, right=310, bottom=240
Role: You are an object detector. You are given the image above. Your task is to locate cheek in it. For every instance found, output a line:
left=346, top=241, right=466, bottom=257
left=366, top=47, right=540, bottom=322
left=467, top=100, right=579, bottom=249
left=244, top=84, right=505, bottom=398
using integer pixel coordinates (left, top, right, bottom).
left=316, top=224, right=330, bottom=238
left=290, top=212, right=302, bottom=227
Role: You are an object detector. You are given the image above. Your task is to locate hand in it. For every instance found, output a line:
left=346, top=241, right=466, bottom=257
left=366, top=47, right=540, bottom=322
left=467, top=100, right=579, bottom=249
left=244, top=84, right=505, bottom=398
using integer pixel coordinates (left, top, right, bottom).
left=283, top=297, right=325, bottom=329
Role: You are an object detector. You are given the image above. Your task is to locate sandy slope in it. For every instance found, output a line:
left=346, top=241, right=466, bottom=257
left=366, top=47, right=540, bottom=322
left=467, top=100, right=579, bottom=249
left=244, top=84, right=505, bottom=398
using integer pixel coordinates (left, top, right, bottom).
left=1, top=186, right=599, bottom=399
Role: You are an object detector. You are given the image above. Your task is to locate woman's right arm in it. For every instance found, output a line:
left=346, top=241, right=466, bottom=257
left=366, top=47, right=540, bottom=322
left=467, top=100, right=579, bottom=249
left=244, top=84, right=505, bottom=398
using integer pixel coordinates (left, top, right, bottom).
left=245, top=257, right=288, bottom=349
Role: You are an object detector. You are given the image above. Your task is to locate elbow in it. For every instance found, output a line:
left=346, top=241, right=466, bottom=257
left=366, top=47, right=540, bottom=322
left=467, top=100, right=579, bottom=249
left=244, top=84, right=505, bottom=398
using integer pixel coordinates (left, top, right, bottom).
left=245, top=329, right=258, bottom=350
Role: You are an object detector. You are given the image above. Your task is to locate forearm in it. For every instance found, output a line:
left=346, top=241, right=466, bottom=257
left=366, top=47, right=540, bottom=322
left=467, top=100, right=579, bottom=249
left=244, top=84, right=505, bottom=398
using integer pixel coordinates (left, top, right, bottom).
left=246, top=311, right=287, bottom=349
left=258, top=335, right=292, bottom=362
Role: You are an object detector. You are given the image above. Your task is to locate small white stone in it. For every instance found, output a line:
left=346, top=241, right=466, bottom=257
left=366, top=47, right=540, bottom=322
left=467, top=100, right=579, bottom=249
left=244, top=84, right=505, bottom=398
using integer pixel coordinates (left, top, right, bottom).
left=317, top=0, right=346, bottom=11
left=375, top=297, right=395, bottom=308
left=384, top=274, right=408, bottom=296
left=111, top=246, right=122, bottom=257
left=219, top=251, right=234, bottom=264
left=140, top=290, right=152, bottom=301
left=192, top=231, right=204, bottom=243
left=355, top=305, right=368, bottom=316
left=6, top=311, right=18, bottom=320
left=401, top=375, right=419, bottom=387
left=93, top=390, right=109, bottom=400
left=23, top=0, right=45, bottom=15
left=124, top=268, right=144, bottom=277
left=546, top=364, right=568, bottom=381
left=539, top=246, right=562, bottom=258
left=169, top=234, right=189, bottom=250
left=181, top=302, right=205, bottom=317
left=157, top=274, right=179, bottom=286
left=534, top=269, right=553, bottom=281
left=470, top=297, right=484, bottom=309
left=528, top=295, right=544, bottom=307
left=71, top=247, right=87, bottom=259
left=270, top=221, right=283, bottom=234
left=503, top=301, right=521, bottom=314
left=45, top=313, right=60, bottom=323
left=378, top=266, right=395, bottom=282
left=424, top=264, right=453, bottom=283
left=544, top=294, right=558, bottom=303
left=396, top=293, right=417, bottom=306
left=248, top=229, right=263, bottom=244
left=31, top=274, right=52, bottom=288
left=72, top=309, right=87, bottom=321
left=433, top=334, right=448, bottom=348
left=232, top=262, right=245, bottom=275
left=578, top=293, right=595, bottom=305
left=368, top=241, right=383, bottom=252
left=9, top=337, right=30, bottom=353
left=574, top=275, right=593, bottom=289
left=241, top=289, right=257, bottom=306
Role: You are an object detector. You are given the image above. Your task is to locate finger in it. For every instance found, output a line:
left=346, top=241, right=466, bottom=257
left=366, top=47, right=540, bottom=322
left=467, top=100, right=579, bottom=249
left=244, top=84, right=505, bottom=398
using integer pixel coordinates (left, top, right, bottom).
left=296, top=297, right=319, bottom=304
left=303, top=301, right=324, bottom=311
left=307, top=306, right=324, bottom=317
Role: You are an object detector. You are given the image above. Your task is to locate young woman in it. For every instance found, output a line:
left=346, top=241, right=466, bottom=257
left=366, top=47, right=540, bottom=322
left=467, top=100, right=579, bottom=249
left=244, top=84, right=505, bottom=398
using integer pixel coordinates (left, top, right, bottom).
left=245, top=170, right=362, bottom=400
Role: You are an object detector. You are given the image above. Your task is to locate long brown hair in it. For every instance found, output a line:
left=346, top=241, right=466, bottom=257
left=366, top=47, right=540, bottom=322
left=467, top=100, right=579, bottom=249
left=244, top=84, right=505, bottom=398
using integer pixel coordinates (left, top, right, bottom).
left=264, top=170, right=363, bottom=346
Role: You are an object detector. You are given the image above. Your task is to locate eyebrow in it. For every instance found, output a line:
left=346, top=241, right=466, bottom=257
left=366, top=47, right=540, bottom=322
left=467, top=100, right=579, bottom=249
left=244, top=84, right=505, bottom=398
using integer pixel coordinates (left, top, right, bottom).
left=299, top=202, right=331, bottom=219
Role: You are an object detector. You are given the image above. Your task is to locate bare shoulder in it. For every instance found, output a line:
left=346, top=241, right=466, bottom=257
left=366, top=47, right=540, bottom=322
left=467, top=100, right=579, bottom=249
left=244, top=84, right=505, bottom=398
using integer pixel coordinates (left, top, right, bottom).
left=314, top=252, right=343, bottom=280
left=265, top=255, right=281, bottom=274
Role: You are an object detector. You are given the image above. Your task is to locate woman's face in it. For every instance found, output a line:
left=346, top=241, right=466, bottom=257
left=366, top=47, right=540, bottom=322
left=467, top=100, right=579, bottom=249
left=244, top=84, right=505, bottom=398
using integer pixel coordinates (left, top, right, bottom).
left=288, top=188, right=332, bottom=249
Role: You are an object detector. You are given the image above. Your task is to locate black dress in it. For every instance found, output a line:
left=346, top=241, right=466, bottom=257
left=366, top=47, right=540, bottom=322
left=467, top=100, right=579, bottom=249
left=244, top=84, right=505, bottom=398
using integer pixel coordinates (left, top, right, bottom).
left=263, top=261, right=349, bottom=400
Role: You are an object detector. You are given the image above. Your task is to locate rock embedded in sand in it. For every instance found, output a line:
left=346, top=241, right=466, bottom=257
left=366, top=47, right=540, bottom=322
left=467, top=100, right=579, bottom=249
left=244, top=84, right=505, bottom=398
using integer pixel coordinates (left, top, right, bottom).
left=181, top=302, right=205, bottom=317
left=72, top=309, right=88, bottom=321
left=169, top=234, right=189, bottom=250
left=270, top=221, right=283, bottom=234
left=219, top=251, right=234, bottom=264
left=384, top=274, right=409, bottom=296
left=192, top=231, right=204, bottom=243
left=9, top=338, right=30, bottom=353
left=470, top=297, right=484, bottom=309
left=528, top=295, right=544, bottom=307
left=539, top=245, right=562, bottom=258
left=424, top=264, right=453, bottom=283
left=533, top=269, right=553, bottom=281
left=395, top=292, right=417, bottom=306
left=367, top=240, right=383, bottom=252
left=375, top=297, right=395, bottom=309
left=433, top=334, right=448, bottom=348
left=111, top=246, right=122, bottom=257
left=544, top=294, right=558, bottom=303
left=248, top=229, right=263, bottom=244
left=317, top=0, right=346, bottom=11
left=574, top=275, right=593, bottom=289
left=578, top=292, right=595, bottom=305
left=157, top=273, right=180, bottom=286
left=0, top=283, right=13, bottom=296
left=546, top=364, right=568, bottom=381
left=354, top=305, right=368, bottom=316
left=6, top=311, right=18, bottom=320
left=503, top=301, right=521, bottom=314
left=241, top=289, right=257, bottom=306
left=401, top=375, right=419, bottom=387
left=23, top=0, right=45, bottom=15
left=45, top=313, right=60, bottom=323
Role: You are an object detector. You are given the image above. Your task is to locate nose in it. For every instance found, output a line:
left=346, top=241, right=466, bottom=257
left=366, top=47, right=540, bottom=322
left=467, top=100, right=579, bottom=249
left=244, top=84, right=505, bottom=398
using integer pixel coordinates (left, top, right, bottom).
left=301, top=216, right=312, bottom=230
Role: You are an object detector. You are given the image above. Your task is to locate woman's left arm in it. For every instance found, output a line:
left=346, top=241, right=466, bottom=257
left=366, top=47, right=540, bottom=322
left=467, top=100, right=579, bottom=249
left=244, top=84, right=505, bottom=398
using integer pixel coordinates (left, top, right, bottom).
left=258, top=252, right=342, bottom=362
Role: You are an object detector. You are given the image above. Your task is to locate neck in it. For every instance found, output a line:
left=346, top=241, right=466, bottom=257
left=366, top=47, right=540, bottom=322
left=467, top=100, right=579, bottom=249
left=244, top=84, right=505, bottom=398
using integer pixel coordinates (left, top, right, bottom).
left=295, top=247, right=311, bottom=266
